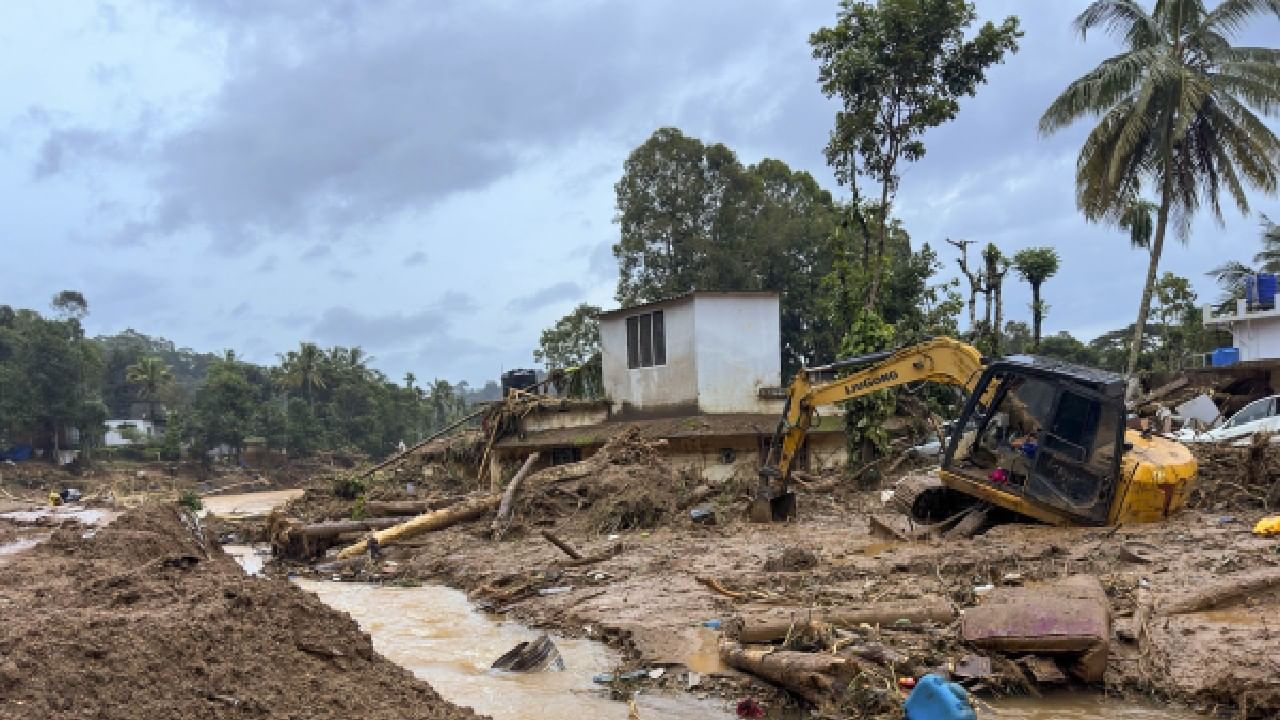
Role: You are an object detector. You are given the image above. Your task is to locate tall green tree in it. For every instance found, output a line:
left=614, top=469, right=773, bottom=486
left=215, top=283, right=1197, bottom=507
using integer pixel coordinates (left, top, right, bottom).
left=1040, top=0, right=1280, bottom=390
left=612, top=127, right=839, bottom=375
left=125, top=356, right=174, bottom=422
left=811, top=0, right=1021, bottom=309
left=1012, top=247, right=1062, bottom=351
left=278, top=342, right=327, bottom=408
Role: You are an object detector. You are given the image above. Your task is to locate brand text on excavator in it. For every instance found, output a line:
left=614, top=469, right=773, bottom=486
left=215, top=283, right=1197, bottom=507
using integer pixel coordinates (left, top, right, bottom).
left=843, top=370, right=899, bottom=395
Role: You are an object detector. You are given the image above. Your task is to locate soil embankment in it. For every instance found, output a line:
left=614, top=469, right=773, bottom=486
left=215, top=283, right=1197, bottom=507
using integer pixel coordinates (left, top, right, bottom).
left=0, top=504, right=485, bottom=720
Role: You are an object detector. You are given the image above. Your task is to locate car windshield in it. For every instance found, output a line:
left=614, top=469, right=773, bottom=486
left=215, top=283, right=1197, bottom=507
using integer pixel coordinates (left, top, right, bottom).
left=1227, top=398, right=1275, bottom=428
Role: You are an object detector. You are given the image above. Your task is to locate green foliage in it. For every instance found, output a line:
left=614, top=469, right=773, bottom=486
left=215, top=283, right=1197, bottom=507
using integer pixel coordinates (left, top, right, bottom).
left=1012, top=246, right=1061, bottom=350
left=0, top=302, right=103, bottom=459
left=613, top=127, right=839, bottom=375
left=535, top=303, right=604, bottom=398
left=177, top=490, right=203, bottom=512
left=811, top=0, right=1020, bottom=307
left=125, top=355, right=174, bottom=422
left=840, top=309, right=897, bottom=487
left=1040, top=0, right=1280, bottom=379
left=95, top=329, right=219, bottom=418
left=330, top=473, right=366, bottom=500
left=1210, top=214, right=1280, bottom=304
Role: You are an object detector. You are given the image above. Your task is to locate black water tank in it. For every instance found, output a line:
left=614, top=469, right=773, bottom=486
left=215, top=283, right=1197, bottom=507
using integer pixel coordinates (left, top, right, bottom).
left=501, top=369, right=538, bottom=397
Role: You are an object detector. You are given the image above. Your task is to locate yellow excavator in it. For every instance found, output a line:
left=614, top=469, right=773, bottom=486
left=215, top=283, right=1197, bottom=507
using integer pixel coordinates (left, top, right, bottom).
left=754, top=337, right=1198, bottom=527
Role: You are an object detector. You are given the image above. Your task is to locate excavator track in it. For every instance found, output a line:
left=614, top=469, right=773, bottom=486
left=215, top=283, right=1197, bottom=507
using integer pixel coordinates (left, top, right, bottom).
left=889, top=474, right=971, bottom=522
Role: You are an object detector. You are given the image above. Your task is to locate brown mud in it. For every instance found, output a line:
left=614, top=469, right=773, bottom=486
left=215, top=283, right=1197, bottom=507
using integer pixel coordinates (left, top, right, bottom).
left=271, top=431, right=1280, bottom=718
left=0, top=503, right=484, bottom=720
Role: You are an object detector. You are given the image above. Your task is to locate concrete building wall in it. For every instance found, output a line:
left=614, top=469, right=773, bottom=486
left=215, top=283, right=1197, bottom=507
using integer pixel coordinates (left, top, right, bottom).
left=521, top=406, right=611, bottom=433
left=600, top=299, right=698, bottom=414
left=1227, top=315, right=1280, bottom=362
left=692, top=296, right=782, bottom=414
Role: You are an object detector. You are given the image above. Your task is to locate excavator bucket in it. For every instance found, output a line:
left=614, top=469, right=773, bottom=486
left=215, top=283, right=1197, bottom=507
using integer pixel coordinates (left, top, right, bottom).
left=748, top=491, right=796, bottom=523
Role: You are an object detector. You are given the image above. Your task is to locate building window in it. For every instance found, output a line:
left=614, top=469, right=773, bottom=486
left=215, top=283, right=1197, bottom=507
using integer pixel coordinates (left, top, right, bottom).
left=626, top=310, right=666, bottom=369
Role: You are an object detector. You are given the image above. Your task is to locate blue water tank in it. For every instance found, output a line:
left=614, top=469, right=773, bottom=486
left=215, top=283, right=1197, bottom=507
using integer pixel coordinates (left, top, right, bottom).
left=904, top=674, right=977, bottom=720
left=1257, top=272, right=1277, bottom=309
left=1211, top=347, right=1241, bottom=367
left=1245, top=275, right=1259, bottom=307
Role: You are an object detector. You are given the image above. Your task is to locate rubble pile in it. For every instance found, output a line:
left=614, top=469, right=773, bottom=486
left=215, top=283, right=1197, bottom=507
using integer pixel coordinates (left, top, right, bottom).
left=1188, top=436, right=1280, bottom=510
left=514, top=429, right=687, bottom=534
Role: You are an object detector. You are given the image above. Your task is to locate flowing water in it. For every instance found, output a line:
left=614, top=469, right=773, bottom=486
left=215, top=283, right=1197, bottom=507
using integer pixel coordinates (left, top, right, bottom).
left=292, top=579, right=735, bottom=720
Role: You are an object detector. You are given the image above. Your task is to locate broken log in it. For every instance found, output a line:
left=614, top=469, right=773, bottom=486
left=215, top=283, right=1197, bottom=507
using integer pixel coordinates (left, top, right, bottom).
left=558, top=543, right=622, bottom=567
left=719, top=641, right=849, bottom=704
left=364, top=498, right=462, bottom=516
left=541, top=530, right=583, bottom=560
left=336, top=494, right=500, bottom=559
left=1157, top=567, right=1280, bottom=617
left=730, top=600, right=956, bottom=643
left=491, top=452, right=540, bottom=538
left=290, top=517, right=407, bottom=538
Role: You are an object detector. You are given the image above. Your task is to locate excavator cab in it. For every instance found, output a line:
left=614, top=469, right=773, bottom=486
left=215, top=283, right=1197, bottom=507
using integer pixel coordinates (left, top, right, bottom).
left=940, top=357, right=1127, bottom=526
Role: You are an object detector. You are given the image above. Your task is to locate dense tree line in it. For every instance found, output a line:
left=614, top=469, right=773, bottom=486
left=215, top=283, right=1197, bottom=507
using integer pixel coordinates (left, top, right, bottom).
left=0, top=297, right=484, bottom=464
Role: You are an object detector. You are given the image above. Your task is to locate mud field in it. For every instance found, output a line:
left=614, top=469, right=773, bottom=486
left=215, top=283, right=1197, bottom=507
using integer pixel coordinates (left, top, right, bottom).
left=265, top=432, right=1280, bottom=719
left=0, top=504, right=482, bottom=720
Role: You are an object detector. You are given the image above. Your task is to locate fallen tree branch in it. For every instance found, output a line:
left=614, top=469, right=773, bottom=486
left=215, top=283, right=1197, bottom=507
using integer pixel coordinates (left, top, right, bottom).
left=719, top=641, right=849, bottom=704
left=541, top=530, right=582, bottom=560
left=558, top=543, right=622, bottom=567
left=696, top=576, right=748, bottom=601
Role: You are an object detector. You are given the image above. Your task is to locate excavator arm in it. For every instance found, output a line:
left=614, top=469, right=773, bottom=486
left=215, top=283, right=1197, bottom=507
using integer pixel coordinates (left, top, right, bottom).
left=753, top=337, right=986, bottom=521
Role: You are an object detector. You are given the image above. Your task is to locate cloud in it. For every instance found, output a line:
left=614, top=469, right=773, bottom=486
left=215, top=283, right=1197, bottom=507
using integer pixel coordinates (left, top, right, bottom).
left=507, top=281, right=583, bottom=311
left=44, top=0, right=816, bottom=251
left=310, top=306, right=450, bottom=348
left=32, top=128, right=119, bottom=178
left=403, top=250, right=428, bottom=266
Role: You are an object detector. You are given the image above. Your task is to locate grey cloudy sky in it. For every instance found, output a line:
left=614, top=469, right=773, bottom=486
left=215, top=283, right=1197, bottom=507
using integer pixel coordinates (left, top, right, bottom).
left=3, top=1, right=1277, bottom=384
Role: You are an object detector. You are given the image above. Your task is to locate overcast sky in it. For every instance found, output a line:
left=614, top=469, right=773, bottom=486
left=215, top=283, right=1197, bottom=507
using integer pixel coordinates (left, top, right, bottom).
left=3, top=1, right=1277, bottom=385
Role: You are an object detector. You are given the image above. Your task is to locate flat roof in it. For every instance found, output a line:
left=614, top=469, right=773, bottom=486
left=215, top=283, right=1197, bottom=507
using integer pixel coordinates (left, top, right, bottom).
left=597, top=291, right=778, bottom=319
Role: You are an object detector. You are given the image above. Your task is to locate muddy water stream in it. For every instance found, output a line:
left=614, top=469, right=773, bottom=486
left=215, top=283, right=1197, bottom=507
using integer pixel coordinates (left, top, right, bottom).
left=293, top=579, right=734, bottom=720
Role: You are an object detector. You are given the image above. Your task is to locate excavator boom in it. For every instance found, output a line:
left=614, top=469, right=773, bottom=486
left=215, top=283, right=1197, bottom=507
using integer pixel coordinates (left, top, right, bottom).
left=754, top=337, right=985, bottom=520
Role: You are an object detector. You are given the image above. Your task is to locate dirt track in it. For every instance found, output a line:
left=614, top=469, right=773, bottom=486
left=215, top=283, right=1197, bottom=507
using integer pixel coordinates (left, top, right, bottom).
left=0, top=504, right=484, bottom=720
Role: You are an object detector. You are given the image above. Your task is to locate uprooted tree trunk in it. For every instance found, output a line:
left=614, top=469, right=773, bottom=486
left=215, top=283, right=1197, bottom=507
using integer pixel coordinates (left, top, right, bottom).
left=491, top=452, right=540, bottom=539
left=1156, top=567, right=1280, bottom=617
left=336, top=494, right=500, bottom=559
left=719, top=641, right=851, bottom=704
left=728, top=600, right=956, bottom=643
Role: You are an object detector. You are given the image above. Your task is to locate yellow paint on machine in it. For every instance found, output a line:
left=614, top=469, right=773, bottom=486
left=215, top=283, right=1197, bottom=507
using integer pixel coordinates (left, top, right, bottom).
left=1110, top=432, right=1198, bottom=524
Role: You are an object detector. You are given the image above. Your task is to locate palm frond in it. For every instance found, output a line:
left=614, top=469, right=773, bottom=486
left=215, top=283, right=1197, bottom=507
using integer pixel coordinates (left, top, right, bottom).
left=1076, top=0, right=1163, bottom=46
left=1200, top=0, right=1280, bottom=37
left=1039, top=47, right=1162, bottom=134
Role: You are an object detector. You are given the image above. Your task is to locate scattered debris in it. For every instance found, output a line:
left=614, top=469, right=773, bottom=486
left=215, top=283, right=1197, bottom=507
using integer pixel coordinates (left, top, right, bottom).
left=490, top=634, right=565, bottom=672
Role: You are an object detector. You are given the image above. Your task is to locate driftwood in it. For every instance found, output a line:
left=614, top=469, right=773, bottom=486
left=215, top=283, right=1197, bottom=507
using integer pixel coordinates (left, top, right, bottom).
left=290, top=517, right=406, bottom=538
left=730, top=600, right=956, bottom=643
left=336, top=494, right=500, bottom=559
left=557, top=543, right=622, bottom=567
left=491, top=452, right=540, bottom=538
left=1157, top=567, right=1280, bottom=617
left=719, top=641, right=850, bottom=704
left=270, top=516, right=409, bottom=560
left=541, top=530, right=583, bottom=560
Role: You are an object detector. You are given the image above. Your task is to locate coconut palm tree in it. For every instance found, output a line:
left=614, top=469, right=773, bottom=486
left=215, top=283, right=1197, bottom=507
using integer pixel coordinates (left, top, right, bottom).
left=1040, top=0, right=1280, bottom=392
left=278, top=342, right=327, bottom=408
left=125, top=356, right=174, bottom=422
left=1210, top=213, right=1280, bottom=301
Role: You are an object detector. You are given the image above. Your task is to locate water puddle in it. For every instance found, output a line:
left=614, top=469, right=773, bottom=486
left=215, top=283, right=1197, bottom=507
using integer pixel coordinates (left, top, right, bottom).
left=293, top=579, right=734, bottom=720
left=222, top=544, right=270, bottom=575
left=985, top=693, right=1204, bottom=719
left=201, top=489, right=303, bottom=518
left=0, top=506, right=119, bottom=526
left=0, top=534, right=51, bottom=563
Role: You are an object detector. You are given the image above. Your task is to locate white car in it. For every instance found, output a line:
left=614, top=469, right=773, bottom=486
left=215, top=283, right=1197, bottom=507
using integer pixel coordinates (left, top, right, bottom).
left=1173, top=395, right=1280, bottom=445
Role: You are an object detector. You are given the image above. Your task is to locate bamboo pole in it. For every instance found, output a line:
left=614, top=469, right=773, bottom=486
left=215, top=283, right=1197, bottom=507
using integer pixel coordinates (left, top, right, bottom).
left=336, top=494, right=500, bottom=559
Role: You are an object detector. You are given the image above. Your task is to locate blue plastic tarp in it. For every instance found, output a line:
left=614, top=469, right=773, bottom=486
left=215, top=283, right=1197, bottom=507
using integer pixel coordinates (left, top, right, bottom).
left=1, top=444, right=33, bottom=461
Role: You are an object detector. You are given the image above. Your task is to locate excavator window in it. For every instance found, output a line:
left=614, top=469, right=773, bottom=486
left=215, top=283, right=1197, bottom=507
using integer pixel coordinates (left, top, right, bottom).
left=951, top=368, right=1122, bottom=523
